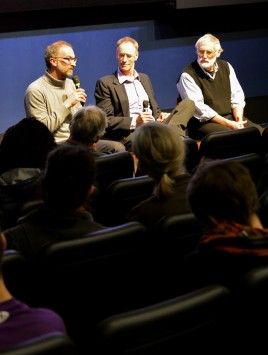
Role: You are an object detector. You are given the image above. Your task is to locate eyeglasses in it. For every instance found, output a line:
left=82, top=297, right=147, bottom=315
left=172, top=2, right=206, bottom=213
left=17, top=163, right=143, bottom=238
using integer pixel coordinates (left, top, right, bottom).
left=196, top=50, right=216, bottom=59
left=53, top=57, right=78, bottom=64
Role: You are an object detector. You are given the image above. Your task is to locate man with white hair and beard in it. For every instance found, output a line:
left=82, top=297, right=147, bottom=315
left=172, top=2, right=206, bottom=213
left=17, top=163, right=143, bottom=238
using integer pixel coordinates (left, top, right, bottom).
left=177, top=33, right=264, bottom=140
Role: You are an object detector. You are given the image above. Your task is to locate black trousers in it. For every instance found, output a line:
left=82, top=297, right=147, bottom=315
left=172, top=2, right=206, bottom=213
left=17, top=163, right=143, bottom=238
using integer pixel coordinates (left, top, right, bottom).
left=187, top=114, right=265, bottom=141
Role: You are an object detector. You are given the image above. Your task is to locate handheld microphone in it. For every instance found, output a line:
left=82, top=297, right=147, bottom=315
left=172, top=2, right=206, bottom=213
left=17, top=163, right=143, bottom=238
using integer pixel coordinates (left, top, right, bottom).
left=143, top=100, right=150, bottom=112
left=72, top=76, right=84, bottom=106
left=72, top=75, right=81, bottom=89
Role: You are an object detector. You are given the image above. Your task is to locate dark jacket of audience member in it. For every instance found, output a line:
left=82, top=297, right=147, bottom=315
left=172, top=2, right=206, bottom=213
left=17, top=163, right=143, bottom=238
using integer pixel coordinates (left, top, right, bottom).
left=3, top=143, right=106, bottom=261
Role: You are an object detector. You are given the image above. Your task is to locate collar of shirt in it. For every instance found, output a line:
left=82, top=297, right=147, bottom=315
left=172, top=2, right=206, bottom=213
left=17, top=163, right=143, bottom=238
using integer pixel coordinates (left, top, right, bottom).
left=117, top=68, right=140, bottom=84
left=197, top=60, right=219, bottom=79
left=44, top=70, right=66, bottom=88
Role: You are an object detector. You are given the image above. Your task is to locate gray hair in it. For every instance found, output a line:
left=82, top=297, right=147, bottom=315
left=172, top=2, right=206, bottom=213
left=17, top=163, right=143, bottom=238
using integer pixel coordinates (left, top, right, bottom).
left=70, top=105, right=107, bottom=145
left=195, top=33, right=223, bottom=54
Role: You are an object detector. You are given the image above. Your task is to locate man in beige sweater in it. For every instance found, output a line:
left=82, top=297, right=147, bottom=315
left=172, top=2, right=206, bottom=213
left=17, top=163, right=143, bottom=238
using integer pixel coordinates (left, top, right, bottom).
left=24, top=40, right=124, bottom=153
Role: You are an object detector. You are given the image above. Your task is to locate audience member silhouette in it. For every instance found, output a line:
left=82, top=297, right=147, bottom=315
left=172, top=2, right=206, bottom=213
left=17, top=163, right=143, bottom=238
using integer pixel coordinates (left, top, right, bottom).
left=0, top=232, right=67, bottom=351
left=184, top=159, right=268, bottom=290
left=3, top=143, right=106, bottom=261
left=126, top=121, right=192, bottom=232
left=0, top=117, right=56, bottom=229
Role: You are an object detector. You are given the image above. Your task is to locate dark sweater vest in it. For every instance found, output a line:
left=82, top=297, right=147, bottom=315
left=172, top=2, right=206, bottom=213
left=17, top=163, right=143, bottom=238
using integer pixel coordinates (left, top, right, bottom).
left=182, top=60, right=231, bottom=116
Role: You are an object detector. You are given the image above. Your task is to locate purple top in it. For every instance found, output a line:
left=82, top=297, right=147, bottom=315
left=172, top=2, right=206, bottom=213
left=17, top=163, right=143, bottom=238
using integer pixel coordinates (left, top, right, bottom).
left=0, top=297, right=66, bottom=350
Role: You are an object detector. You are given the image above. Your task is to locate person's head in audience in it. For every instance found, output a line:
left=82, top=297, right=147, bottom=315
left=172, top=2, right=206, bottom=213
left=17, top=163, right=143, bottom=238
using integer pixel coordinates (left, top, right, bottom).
left=183, top=159, right=268, bottom=293
left=0, top=117, right=56, bottom=175
left=68, top=105, right=107, bottom=149
left=42, top=143, right=96, bottom=211
left=132, top=121, right=185, bottom=198
left=187, top=159, right=261, bottom=228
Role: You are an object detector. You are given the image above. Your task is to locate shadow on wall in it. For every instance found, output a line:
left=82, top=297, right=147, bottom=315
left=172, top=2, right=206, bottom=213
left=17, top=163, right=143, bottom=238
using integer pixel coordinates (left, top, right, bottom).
left=244, top=96, right=268, bottom=125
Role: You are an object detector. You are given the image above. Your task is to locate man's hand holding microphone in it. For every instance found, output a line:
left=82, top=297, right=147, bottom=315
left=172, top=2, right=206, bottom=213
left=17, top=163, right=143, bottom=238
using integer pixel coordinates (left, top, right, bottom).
left=64, top=75, right=87, bottom=109
left=136, top=100, right=155, bottom=127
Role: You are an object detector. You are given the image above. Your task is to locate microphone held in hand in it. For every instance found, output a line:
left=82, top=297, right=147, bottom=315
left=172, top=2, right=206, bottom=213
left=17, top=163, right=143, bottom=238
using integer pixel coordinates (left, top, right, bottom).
left=72, top=76, right=84, bottom=106
left=143, top=100, right=150, bottom=112
left=72, top=75, right=81, bottom=89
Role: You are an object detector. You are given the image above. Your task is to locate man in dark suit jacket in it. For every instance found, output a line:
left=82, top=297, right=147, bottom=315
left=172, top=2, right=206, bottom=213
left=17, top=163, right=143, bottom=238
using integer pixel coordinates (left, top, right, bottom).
left=94, top=36, right=194, bottom=150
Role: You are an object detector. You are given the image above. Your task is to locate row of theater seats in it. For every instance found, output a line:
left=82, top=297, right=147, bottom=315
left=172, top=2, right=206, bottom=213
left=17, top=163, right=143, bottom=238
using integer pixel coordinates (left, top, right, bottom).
left=3, top=230, right=268, bottom=354
left=92, top=126, right=267, bottom=226
left=3, top=126, right=268, bottom=353
left=2, top=216, right=206, bottom=353
left=96, top=125, right=268, bottom=183
left=13, top=126, right=268, bottom=228
left=197, top=125, right=265, bottom=160
left=97, top=264, right=268, bottom=354
left=0, top=333, right=77, bottom=355
left=95, top=125, right=267, bottom=189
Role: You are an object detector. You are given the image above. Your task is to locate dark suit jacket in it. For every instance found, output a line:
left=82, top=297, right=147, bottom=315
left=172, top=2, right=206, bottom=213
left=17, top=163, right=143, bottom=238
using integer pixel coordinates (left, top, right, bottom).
left=94, top=71, right=162, bottom=140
